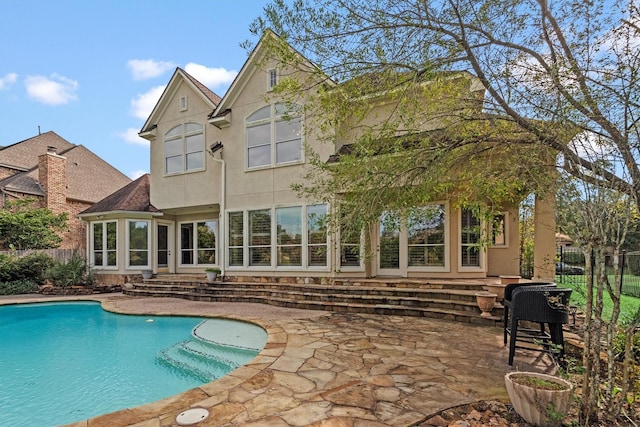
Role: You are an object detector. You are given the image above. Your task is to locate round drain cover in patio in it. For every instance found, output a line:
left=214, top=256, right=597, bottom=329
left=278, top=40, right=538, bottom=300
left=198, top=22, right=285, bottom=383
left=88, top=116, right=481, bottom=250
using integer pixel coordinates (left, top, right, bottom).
left=176, top=407, right=209, bottom=425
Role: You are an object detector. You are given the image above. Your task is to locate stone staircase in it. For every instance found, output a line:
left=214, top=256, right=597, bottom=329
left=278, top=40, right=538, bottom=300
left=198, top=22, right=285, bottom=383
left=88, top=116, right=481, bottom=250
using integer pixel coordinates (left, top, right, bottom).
left=123, top=275, right=504, bottom=326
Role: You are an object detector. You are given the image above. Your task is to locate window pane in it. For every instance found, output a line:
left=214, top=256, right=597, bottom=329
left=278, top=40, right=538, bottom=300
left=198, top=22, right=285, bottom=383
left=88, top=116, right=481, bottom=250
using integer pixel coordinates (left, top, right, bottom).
left=185, top=123, right=203, bottom=133
left=247, top=106, right=271, bottom=122
left=181, top=223, right=194, bottom=265
left=278, top=246, right=301, bottom=266
left=249, top=210, right=271, bottom=245
left=341, top=245, right=360, bottom=266
left=247, top=123, right=270, bottom=148
left=93, top=223, right=102, bottom=249
left=275, top=117, right=301, bottom=141
left=106, top=222, right=117, bottom=250
left=107, top=251, right=117, bottom=266
left=276, top=207, right=302, bottom=245
left=228, top=212, right=244, bottom=246
left=94, top=252, right=103, bottom=266
left=129, top=221, right=148, bottom=250
left=165, top=139, right=183, bottom=156
left=307, top=205, right=327, bottom=244
left=249, top=210, right=271, bottom=266
left=229, top=248, right=243, bottom=266
left=308, top=246, right=327, bottom=266
left=186, top=133, right=203, bottom=153
left=186, top=152, right=204, bottom=170
left=276, top=139, right=301, bottom=164
left=129, top=251, right=148, bottom=266
left=165, top=125, right=182, bottom=138
left=197, top=221, right=216, bottom=264
left=248, top=145, right=271, bottom=168
left=166, top=155, right=182, bottom=174
left=461, top=209, right=481, bottom=267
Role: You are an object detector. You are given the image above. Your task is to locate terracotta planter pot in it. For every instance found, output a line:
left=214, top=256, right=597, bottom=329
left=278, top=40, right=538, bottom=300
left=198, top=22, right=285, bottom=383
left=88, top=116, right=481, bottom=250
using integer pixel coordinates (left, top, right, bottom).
left=505, top=371, right=573, bottom=427
left=475, top=291, right=497, bottom=317
left=485, top=283, right=507, bottom=302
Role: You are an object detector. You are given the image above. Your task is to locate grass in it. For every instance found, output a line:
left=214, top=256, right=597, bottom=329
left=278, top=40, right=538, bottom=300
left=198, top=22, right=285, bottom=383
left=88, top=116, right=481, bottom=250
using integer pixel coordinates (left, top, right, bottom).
left=556, top=276, right=640, bottom=323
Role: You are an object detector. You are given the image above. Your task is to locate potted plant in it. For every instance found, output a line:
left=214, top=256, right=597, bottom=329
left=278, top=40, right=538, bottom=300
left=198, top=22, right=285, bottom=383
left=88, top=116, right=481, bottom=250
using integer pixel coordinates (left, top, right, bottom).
left=205, top=267, right=221, bottom=281
left=504, top=371, right=573, bottom=427
left=475, top=291, right=497, bottom=317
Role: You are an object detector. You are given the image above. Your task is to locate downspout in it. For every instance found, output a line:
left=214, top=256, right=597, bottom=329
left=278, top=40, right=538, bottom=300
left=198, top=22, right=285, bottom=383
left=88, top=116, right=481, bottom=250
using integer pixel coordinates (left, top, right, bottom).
left=210, top=153, right=226, bottom=276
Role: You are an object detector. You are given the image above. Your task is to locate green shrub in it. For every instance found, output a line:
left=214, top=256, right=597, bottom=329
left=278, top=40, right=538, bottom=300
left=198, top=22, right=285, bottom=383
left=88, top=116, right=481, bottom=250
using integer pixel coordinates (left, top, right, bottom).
left=45, top=254, right=95, bottom=287
left=0, top=279, right=38, bottom=295
left=0, top=252, right=55, bottom=291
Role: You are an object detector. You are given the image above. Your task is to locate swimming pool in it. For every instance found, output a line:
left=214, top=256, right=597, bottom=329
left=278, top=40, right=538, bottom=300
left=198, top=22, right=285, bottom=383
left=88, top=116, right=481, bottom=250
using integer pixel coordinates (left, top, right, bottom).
left=0, top=301, right=267, bottom=426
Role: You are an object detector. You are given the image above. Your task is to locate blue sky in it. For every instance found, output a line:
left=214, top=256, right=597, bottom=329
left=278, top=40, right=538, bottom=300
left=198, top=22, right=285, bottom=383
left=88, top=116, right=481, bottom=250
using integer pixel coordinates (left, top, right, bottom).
left=0, top=0, right=268, bottom=179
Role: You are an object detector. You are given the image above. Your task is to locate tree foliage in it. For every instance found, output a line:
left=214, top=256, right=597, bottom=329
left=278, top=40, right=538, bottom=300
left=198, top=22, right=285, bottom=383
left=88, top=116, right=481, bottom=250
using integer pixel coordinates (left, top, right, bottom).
left=0, top=198, right=68, bottom=250
left=251, top=0, right=640, bottom=423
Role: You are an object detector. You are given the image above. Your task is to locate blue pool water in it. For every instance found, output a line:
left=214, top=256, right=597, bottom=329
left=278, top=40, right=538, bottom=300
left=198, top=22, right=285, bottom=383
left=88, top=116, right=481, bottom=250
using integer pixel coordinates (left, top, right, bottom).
left=0, top=302, right=267, bottom=426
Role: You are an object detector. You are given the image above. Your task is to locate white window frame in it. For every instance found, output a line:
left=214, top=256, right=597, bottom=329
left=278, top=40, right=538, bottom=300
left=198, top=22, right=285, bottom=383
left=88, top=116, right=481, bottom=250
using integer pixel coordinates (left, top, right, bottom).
left=245, top=104, right=303, bottom=170
left=458, top=208, right=485, bottom=272
left=178, top=220, right=218, bottom=267
left=90, top=220, right=118, bottom=269
left=406, top=203, right=450, bottom=273
left=126, top=219, right=151, bottom=269
left=164, top=122, right=205, bottom=175
left=226, top=204, right=329, bottom=271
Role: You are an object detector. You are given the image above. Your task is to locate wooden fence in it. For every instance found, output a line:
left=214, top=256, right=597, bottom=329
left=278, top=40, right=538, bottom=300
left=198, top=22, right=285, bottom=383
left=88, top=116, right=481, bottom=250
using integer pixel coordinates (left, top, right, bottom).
left=0, top=249, right=83, bottom=262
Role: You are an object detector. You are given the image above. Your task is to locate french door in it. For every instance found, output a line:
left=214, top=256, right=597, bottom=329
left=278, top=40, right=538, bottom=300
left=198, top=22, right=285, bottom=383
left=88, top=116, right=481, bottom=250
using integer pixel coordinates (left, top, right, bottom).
left=156, top=222, right=174, bottom=273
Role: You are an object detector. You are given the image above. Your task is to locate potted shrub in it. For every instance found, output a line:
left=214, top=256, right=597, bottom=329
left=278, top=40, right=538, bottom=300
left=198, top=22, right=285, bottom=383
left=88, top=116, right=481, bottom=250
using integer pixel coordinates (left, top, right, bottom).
left=504, top=371, right=573, bottom=427
left=205, top=267, right=221, bottom=281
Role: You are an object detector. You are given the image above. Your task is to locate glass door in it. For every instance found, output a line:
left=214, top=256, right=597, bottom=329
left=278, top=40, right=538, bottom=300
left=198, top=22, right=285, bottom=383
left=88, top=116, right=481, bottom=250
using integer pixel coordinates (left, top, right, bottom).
left=156, top=223, right=173, bottom=273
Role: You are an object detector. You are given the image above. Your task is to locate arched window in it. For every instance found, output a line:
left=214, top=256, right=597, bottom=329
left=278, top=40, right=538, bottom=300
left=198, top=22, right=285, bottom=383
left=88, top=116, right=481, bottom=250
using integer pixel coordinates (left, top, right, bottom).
left=246, top=103, right=302, bottom=168
left=164, top=122, right=204, bottom=174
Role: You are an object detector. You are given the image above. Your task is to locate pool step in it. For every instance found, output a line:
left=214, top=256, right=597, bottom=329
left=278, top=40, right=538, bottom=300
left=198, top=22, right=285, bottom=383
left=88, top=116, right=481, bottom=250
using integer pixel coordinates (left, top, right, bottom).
left=156, top=337, right=258, bottom=382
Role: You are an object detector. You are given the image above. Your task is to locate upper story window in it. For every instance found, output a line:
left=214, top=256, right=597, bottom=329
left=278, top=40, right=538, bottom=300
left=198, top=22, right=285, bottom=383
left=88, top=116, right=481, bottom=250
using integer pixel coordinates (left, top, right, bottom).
left=268, top=69, right=278, bottom=90
left=246, top=103, right=302, bottom=169
left=164, top=122, right=204, bottom=175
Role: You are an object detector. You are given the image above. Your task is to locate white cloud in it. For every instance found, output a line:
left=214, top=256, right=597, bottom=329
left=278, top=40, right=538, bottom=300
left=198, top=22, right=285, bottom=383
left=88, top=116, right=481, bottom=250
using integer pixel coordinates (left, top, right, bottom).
left=127, top=59, right=175, bottom=80
left=24, top=73, right=78, bottom=105
left=0, top=73, right=18, bottom=90
left=117, top=128, right=150, bottom=147
left=184, top=63, right=236, bottom=88
left=130, top=85, right=165, bottom=120
left=130, top=170, right=148, bottom=180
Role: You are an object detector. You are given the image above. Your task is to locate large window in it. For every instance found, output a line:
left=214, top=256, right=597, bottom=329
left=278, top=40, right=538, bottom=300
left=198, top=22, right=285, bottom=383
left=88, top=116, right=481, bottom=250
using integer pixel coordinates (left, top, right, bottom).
left=276, top=207, right=302, bottom=266
left=164, top=123, right=204, bottom=174
left=92, top=221, right=117, bottom=268
left=461, top=209, right=481, bottom=267
left=408, top=205, right=446, bottom=267
left=180, top=221, right=217, bottom=265
left=228, top=205, right=328, bottom=269
left=228, top=212, right=244, bottom=266
left=246, top=103, right=302, bottom=168
left=339, top=213, right=362, bottom=268
left=128, top=220, right=149, bottom=267
left=249, top=210, right=271, bottom=266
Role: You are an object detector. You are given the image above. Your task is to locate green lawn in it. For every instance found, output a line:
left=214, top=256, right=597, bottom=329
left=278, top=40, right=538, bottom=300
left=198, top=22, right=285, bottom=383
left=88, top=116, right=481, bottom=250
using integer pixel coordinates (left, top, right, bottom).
left=556, top=276, right=640, bottom=323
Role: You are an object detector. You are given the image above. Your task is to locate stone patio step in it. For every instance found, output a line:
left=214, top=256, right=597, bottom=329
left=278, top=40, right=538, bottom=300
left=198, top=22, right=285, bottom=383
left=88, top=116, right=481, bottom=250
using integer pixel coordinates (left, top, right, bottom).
left=124, top=278, right=504, bottom=326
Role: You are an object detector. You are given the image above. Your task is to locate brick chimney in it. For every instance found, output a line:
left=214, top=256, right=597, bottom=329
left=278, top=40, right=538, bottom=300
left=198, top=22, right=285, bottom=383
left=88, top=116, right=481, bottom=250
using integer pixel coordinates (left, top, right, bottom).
left=38, top=147, right=67, bottom=214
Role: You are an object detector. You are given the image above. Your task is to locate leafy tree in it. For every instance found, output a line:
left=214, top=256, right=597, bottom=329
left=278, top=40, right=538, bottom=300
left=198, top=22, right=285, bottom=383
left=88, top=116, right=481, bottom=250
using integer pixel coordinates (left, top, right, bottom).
left=251, top=0, right=640, bottom=423
left=0, top=198, right=68, bottom=249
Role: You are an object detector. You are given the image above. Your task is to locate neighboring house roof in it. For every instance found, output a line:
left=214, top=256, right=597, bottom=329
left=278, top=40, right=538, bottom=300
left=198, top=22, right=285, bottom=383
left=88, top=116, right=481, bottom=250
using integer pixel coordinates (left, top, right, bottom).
left=0, top=131, right=132, bottom=203
left=79, top=174, right=159, bottom=215
left=0, top=131, right=74, bottom=170
left=139, top=67, right=222, bottom=134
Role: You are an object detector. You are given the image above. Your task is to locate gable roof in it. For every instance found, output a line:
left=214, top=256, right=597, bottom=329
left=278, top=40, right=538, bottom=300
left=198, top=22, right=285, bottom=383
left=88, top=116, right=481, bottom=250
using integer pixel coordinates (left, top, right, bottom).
left=78, top=173, right=159, bottom=216
left=0, top=132, right=132, bottom=203
left=209, top=29, right=333, bottom=122
left=0, top=131, right=74, bottom=170
left=140, top=67, right=222, bottom=134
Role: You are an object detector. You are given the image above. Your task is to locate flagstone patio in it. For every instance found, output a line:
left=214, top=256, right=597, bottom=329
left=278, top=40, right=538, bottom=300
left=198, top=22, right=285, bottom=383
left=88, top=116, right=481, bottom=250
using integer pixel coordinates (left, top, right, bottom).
left=0, top=294, right=555, bottom=426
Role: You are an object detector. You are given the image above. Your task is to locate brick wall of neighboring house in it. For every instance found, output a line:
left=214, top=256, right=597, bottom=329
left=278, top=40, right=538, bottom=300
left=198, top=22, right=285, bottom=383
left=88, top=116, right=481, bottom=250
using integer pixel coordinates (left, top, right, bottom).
left=38, top=150, right=67, bottom=215
left=36, top=150, right=88, bottom=250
